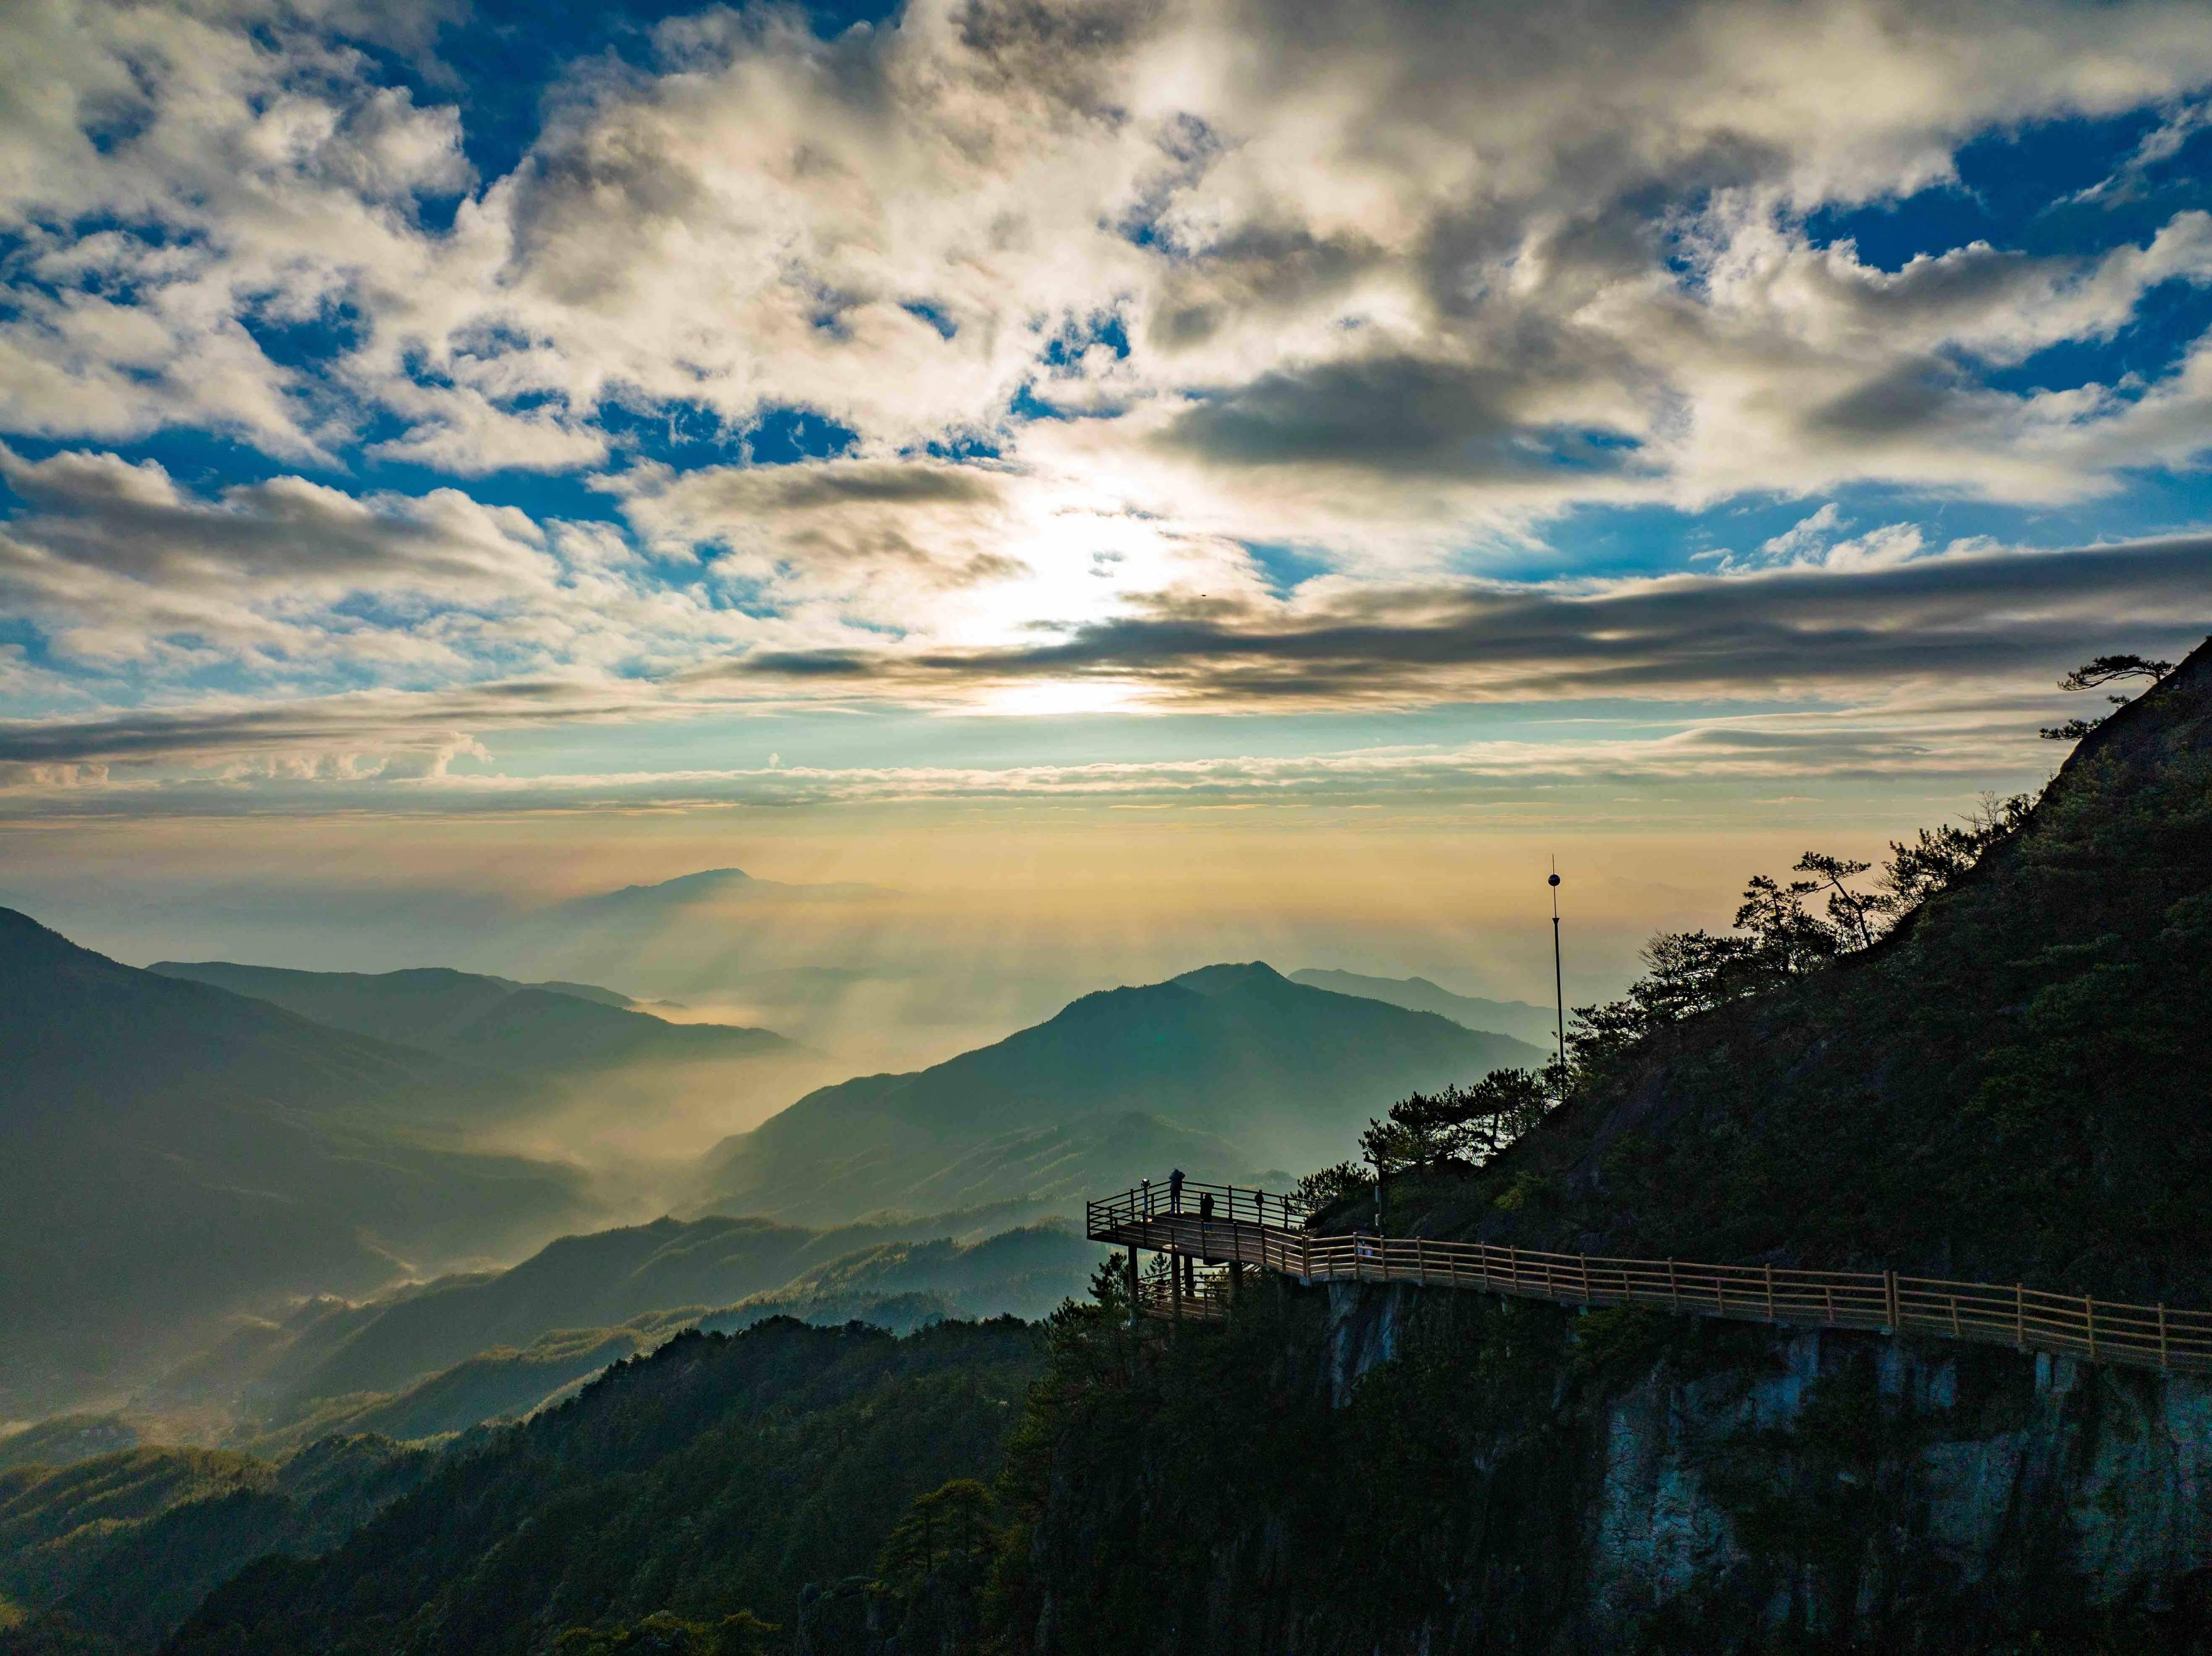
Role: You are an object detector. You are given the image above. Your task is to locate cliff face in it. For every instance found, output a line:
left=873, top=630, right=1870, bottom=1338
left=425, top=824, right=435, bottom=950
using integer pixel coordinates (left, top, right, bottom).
left=1004, top=1282, right=2212, bottom=1655
left=1325, top=1283, right=2212, bottom=1644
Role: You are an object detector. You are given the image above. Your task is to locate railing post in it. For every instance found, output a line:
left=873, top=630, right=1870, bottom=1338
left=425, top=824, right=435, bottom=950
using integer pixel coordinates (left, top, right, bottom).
left=1667, top=1258, right=1678, bottom=1313
left=1508, top=1244, right=1518, bottom=1299
left=2015, top=1283, right=2025, bottom=1350
left=1580, top=1253, right=1592, bottom=1304
left=2085, top=1295, right=2096, bottom=1362
left=1884, top=1270, right=1899, bottom=1333
left=2159, top=1304, right=2169, bottom=1371
left=1763, top=1263, right=1774, bottom=1324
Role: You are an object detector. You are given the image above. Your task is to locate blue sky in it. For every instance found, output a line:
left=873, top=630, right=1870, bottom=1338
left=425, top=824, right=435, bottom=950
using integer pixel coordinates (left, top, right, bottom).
left=2, top=0, right=2211, bottom=1005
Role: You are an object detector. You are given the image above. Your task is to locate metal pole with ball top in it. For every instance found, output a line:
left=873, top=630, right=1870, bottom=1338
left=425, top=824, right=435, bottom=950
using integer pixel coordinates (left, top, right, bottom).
left=1549, top=861, right=1566, bottom=1078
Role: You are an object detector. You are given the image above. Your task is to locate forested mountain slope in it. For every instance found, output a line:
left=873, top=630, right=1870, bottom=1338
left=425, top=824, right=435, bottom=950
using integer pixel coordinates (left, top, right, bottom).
left=166, top=1318, right=1043, bottom=1656
left=251, top=1225, right=1098, bottom=1451
left=0, top=1435, right=436, bottom=1653
left=209, top=1205, right=1078, bottom=1443
left=0, top=912, right=590, bottom=1417
left=1448, top=638, right=2212, bottom=1302
left=700, top=963, right=1540, bottom=1223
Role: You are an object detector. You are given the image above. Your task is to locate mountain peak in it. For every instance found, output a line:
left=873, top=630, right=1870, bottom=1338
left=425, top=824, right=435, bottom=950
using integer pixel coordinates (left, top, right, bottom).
left=1168, top=961, right=1285, bottom=996
left=604, top=868, right=752, bottom=899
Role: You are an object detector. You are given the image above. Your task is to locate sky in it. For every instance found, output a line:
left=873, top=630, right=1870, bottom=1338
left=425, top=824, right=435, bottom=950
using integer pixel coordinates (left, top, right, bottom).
left=3, top=0, right=2212, bottom=1046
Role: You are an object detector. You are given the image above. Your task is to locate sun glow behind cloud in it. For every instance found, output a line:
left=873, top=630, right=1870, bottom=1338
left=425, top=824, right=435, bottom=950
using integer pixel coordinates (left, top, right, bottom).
left=1, top=0, right=2211, bottom=1021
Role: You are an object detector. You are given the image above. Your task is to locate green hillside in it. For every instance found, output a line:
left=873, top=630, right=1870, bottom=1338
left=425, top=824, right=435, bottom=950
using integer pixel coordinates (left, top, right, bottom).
left=700, top=963, right=1541, bottom=1222
left=167, top=1318, right=1043, bottom=1656
left=0, top=1435, right=434, bottom=1653
left=232, top=1203, right=1056, bottom=1425
left=0, top=1420, right=138, bottom=1477
left=235, top=1224, right=1101, bottom=1453
left=1371, top=639, right=2212, bottom=1304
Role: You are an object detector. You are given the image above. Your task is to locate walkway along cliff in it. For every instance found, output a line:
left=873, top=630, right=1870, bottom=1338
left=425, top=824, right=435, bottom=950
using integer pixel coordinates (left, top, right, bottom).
left=995, top=1202, right=2212, bottom=1654
left=994, top=648, right=2212, bottom=1654
left=1089, top=1179, right=2212, bottom=1372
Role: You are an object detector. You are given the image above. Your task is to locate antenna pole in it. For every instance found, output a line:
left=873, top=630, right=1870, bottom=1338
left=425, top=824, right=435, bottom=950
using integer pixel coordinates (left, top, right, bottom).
left=1548, top=861, right=1565, bottom=1077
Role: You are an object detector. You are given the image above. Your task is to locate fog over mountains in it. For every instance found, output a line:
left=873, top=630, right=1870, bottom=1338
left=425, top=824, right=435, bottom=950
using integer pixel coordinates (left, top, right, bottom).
left=699, top=962, right=1545, bottom=1223
left=145, top=962, right=803, bottom=1077
left=0, top=910, right=592, bottom=1418
left=1286, top=969, right=1560, bottom=1049
left=4, top=896, right=1545, bottom=1434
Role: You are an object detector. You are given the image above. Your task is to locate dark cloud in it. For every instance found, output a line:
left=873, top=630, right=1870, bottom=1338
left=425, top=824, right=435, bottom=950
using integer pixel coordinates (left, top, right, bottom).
left=954, top=0, right=1171, bottom=113
left=1804, top=359, right=1980, bottom=439
left=617, top=458, right=1024, bottom=587
left=1145, top=222, right=1386, bottom=349
left=0, top=680, right=641, bottom=768
left=1162, top=352, right=1645, bottom=477
left=0, top=449, right=499, bottom=584
left=719, top=461, right=1004, bottom=510
left=733, top=535, right=2212, bottom=703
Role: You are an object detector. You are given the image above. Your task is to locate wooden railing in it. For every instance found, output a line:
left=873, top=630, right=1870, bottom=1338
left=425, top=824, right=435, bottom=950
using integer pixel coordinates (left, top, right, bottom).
left=1086, top=1178, right=2212, bottom=1374
left=1130, top=1263, right=1233, bottom=1323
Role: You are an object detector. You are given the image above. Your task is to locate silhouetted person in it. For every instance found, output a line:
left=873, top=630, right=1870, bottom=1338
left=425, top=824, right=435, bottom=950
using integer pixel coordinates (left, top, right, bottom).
left=1169, top=1168, right=1185, bottom=1213
left=1199, top=1192, right=1214, bottom=1223
left=1140, top=1176, right=1152, bottom=1217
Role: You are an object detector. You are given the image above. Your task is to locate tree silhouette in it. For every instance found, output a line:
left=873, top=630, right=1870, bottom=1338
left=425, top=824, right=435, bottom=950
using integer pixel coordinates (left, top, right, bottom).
left=2057, top=654, right=2173, bottom=691
left=1359, top=1068, right=1552, bottom=1175
left=2042, top=652, right=2173, bottom=739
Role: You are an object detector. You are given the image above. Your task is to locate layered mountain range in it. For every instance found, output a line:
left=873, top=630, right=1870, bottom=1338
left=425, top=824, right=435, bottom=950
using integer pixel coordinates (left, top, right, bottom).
left=4, top=899, right=1542, bottom=1424
left=145, top=961, right=803, bottom=1080
left=0, top=912, right=593, bottom=1417
left=10, top=651, right=2209, bottom=1653
left=694, top=961, right=1544, bottom=1224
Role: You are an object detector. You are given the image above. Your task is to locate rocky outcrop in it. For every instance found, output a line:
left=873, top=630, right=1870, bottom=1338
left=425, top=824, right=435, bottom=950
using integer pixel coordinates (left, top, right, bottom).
left=1313, top=1280, right=2212, bottom=1647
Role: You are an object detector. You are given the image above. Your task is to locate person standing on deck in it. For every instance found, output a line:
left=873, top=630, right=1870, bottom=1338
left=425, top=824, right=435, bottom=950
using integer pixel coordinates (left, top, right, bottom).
left=1169, top=1168, right=1185, bottom=1213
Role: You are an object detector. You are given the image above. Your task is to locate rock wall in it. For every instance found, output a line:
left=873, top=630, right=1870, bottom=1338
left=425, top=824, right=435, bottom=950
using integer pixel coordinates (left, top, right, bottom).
left=1318, top=1280, right=2212, bottom=1645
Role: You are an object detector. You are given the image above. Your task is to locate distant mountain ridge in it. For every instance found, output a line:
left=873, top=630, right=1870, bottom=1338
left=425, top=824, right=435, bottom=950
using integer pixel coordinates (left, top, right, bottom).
left=0, top=909, right=591, bottom=1416
left=1289, top=968, right=1558, bottom=1049
left=232, top=1200, right=1054, bottom=1420
left=556, top=866, right=892, bottom=918
left=148, top=960, right=805, bottom=1078
left=700, top=961, right=1545, bottom=1223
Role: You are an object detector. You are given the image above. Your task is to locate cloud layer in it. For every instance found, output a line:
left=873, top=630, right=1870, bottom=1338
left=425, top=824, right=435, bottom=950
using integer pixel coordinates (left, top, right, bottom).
left=3, top=0, right=2212, bottom=802
left=5, top=531, right=2206, bottom=797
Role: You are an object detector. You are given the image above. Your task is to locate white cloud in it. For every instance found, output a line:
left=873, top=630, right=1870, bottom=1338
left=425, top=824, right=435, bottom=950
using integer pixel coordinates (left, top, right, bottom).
left=3, top=0, right=2210, bottom=520
left=3, top=0, right=2212, bottom=768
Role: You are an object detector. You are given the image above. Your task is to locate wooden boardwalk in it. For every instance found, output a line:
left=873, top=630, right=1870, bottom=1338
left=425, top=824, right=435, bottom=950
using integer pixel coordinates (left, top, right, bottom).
left=1087, top=1178, right=2212, bottom=1375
